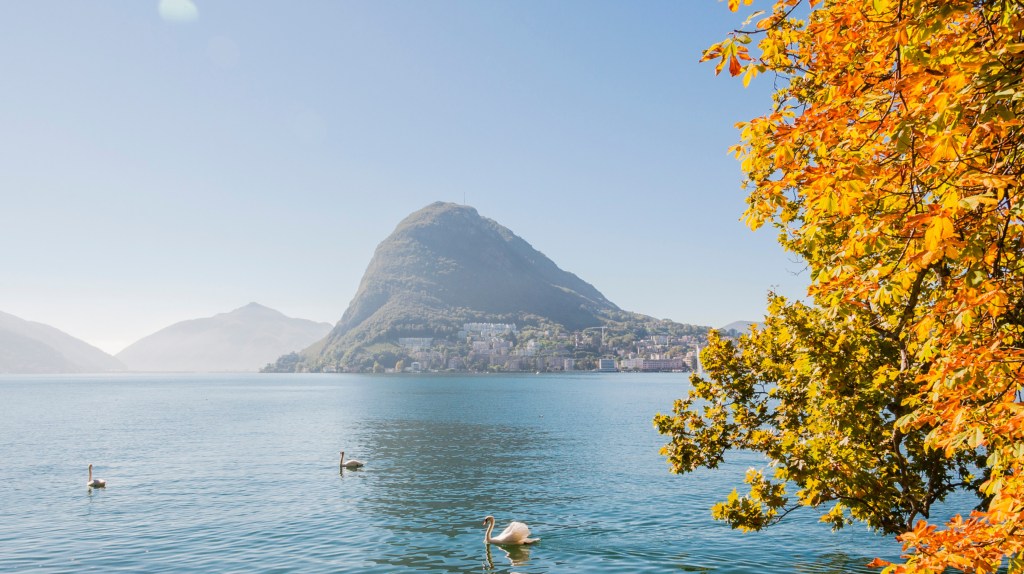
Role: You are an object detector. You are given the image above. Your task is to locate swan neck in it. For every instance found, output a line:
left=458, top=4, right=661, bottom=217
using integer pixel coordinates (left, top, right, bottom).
left=484, top=518, right=494, bottom=543
left=88, top=466, right=92, bottom=481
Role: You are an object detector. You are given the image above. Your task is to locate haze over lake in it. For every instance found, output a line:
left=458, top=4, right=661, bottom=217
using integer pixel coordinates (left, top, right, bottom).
left=0, top=373, right=899, bottom=573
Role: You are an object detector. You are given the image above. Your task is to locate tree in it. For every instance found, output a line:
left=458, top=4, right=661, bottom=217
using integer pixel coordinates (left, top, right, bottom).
left=657, top=1, right=1024, bottom=571
left=657, top=297, right=985, bottom=536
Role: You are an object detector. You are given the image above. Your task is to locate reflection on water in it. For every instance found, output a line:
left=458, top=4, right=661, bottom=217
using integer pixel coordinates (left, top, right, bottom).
left=485, top=543, right=533, bottom=570
left=0, top=373, right=903, bottom=573
left=350, top=418, right=557, bottom=572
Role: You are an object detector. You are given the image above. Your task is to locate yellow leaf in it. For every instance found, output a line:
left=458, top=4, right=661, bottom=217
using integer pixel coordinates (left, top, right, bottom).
left=742, top=64, right=760, bottom=87
left=915, top=316, right=934, bottom=340
left=1008, top=552, right=1024, bottom=574
left=924, top=215, right=954, bottom=251
left=775, top=144, right=794, bottom=168
left=959, top=195, right=998, bottom=209
left=819, top=192, right=835, bottom=212
left=941, top=189, right=960, bottom=211
left=931, top=132, right=957, bottom=162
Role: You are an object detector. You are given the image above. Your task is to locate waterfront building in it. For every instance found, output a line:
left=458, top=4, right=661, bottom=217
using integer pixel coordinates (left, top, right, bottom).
left=621, top=357, right=685, bottom=372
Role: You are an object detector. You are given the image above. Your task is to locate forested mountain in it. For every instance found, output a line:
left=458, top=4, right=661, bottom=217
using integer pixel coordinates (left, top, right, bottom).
left=287, top=202, right=706, bottom=372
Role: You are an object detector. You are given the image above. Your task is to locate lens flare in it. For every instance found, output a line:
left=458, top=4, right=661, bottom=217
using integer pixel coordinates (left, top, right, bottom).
left=158, top=0, right=199, bottom=23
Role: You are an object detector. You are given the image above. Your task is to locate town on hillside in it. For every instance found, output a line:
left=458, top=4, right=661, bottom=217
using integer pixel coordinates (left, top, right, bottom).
left=312, top=322, right=714, bottom=374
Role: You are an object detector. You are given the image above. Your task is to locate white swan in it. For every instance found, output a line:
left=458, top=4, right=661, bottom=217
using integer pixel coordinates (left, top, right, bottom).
left=482, top=515, right=539, bottom=545
left=87, top=464, right=106, bottom=488
left=340, top=451, right=364, bottom=469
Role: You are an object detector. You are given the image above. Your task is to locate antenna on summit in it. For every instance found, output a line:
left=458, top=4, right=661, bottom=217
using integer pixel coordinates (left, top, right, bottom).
left=463, top=192, right=466, bottom=205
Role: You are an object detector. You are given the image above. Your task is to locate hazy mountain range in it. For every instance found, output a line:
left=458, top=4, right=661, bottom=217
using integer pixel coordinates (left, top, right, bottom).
left=2, top=203, right=753, bottom=374
left=116, top=303, right=331, bottom=372
left=0, top=304, right=331, bottom=374
left=719, top=320, right=756, bottom=335
left=0, top=311, right=124, bottom=373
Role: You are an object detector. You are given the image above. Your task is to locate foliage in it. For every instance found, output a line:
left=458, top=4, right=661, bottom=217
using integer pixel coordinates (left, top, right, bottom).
left=659, top=0, right=1024, bottom=571
left=656, top=299, right=984, bottom=536
left=261, top=352, right=301, bottom=373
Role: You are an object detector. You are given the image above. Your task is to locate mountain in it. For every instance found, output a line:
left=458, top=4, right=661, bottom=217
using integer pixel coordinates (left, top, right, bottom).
left=117, top=303, right=332, bottom=372
left=291, top=202, right=704, bottom=371
left=719, top=320, right=756, bottom=335
left=0, top=311, right=124, bottom=373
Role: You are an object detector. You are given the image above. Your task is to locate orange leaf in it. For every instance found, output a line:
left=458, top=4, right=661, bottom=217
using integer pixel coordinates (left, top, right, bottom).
left=866, top=557, right=892, bottom=568
left=728, top=55, right=742, bottom=77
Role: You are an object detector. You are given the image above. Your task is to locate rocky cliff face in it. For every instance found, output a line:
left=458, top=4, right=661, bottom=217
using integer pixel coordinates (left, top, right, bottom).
left=301, top=202, right=620, bottom=368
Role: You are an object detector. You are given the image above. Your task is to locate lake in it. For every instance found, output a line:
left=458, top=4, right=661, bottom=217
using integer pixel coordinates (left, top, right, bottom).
left=0, top=373, right=900, bottom=572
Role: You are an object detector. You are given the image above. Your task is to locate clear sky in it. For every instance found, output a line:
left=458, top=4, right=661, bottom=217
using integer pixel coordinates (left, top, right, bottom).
left=0, top=0, right=807, bottom=354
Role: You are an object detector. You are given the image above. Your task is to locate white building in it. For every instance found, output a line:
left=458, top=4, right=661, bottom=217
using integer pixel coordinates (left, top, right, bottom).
left=621, top=358, right=685, bottom=372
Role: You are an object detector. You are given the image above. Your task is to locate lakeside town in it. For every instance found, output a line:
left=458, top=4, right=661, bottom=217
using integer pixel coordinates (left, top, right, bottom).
left=313, top=321, right=715, bottom=374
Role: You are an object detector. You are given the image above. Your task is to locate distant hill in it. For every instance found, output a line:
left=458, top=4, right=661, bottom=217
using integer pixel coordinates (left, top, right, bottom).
left=719, top=320, right=756, bottom=335
left=0, top=311, right=124, bottom=373
left=289, top=202, right=706, bottom=371
left=117, top=303, right=332, bottom=372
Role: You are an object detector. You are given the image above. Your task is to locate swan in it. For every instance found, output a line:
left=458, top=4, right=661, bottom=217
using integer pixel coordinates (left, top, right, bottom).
left=339, top=451, right=364, bottom=469
left=87, top=464, right=106, bottom=488
left=482, top=515, right=539, bottom=545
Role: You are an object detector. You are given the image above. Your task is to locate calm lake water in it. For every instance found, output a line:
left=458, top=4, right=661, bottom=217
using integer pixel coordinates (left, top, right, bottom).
left=0, top=373, right=901, bottom=572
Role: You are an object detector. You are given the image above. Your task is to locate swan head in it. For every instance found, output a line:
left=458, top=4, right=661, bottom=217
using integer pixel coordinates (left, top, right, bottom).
left=482, top=515, right=494, bottom=526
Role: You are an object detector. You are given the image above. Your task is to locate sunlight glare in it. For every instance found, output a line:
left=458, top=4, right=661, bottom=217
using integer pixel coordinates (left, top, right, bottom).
left=158, top=0, right=199, bottom=23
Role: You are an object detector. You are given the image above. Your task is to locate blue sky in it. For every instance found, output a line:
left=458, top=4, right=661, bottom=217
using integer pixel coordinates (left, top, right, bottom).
left=0, top=1, right=807, bottom=354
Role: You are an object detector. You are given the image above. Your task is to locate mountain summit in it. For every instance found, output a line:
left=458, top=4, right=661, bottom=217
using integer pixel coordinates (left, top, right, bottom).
left=292, top=202, right=696, bottom=371
left=326, top=201, right=615, bottom=336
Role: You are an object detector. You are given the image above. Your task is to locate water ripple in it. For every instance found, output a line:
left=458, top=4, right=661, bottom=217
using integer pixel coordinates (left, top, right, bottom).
left=0, top=373, right=905, bottom=572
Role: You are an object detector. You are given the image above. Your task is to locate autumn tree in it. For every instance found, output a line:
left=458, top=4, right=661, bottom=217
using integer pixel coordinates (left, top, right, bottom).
left=656, top=296, right=986, bottom=535
left=656, top=0, right=1024, bottom=571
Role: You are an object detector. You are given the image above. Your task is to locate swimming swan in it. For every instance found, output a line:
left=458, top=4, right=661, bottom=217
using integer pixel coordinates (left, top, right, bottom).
left=340, top=451, right=364, bottom=469
left=482, top=515, right=539, bottom=545
left=87, top=464, right=106, bottom=488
